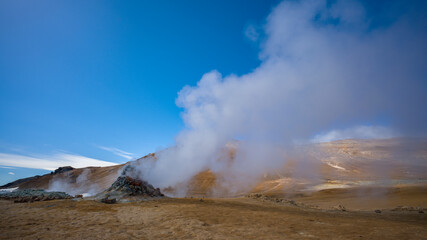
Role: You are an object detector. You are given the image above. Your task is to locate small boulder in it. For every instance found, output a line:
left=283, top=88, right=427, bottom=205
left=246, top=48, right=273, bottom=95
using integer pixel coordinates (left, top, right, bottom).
left=101, top=198, right=117, bottom=204
left=333, top=204, right=346, bottom=211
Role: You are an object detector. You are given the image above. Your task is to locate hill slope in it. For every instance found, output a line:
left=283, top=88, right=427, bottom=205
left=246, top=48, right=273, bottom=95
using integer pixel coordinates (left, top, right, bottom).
left=2, top=138, right=427, bottom=207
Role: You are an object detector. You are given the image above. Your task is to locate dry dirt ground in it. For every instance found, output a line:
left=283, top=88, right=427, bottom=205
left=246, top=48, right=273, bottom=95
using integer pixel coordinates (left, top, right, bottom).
left=0, top=196, right=426, bottom=240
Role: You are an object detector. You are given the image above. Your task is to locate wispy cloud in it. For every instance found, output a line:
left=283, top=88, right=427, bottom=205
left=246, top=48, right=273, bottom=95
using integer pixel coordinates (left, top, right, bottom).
left=98, top=146, right=134, bottom=160
left=0, top=166, right=14, bottom=169
left=0, top=153, right=118, bottom=171
left=7, top=172, right=14, bottom=175
left=311, top=126, right=397, bottom=143
left=244, top=24, right=260, bottom=42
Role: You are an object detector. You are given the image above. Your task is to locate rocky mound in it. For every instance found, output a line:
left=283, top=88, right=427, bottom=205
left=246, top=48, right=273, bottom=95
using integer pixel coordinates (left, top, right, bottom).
left=97, top=175, right=164, bottom=203
left=108, top=176, right=163, bottom=197
left=0, top=189, right=73, bottom=203
left=51, top=166, right=74, bottom=175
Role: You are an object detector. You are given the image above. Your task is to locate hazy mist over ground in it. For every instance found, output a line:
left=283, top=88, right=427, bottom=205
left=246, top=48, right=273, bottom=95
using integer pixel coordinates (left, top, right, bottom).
left=134, top=0, right=427, bottom=192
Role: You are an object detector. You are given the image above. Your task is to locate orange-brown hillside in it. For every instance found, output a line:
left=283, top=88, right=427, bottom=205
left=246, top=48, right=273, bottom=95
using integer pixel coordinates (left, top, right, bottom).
left=2, top=138, right=427, bottom=208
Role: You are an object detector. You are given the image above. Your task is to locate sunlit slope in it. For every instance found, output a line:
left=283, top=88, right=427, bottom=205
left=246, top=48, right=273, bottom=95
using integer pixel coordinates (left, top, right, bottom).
left=2, top=165, right=123, bottom=193
left=2, top=138, right=426, bottom=199
left=186, top=138, right=427, bottom=197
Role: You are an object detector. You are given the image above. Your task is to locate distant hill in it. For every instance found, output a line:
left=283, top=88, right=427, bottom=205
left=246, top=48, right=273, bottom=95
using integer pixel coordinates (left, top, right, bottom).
left=2, top=138, right=426, bottom=198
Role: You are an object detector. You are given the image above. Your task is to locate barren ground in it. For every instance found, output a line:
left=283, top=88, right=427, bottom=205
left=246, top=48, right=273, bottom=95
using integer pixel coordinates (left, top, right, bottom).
left=1, top=190, right=426, bottom=240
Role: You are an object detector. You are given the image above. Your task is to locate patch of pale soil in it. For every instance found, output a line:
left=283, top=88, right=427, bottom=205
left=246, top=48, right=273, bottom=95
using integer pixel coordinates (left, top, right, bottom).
left=324, top=161, right=347, bottom=171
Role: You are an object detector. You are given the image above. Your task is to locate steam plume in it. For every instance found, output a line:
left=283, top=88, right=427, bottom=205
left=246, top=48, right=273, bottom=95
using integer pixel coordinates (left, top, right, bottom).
left=136, top=0, right=427, bottom=193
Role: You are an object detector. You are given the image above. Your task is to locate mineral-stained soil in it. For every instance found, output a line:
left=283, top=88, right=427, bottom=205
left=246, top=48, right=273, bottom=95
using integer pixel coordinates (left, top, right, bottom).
left=0, top=196, right=426, bottom=240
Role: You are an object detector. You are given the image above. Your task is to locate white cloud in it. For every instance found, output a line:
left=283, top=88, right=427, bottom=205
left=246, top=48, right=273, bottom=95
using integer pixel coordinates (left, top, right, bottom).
left=7, top=172, right=15, bottom=175
left=245, top=25, right=260, bottom=41
left=311, top=125, right=397, bottom=143
left=98, top=146, right=133, bottom=160
left=0, top=166, right=14, bottom=169
left=0, top=153, right=118, bottom=171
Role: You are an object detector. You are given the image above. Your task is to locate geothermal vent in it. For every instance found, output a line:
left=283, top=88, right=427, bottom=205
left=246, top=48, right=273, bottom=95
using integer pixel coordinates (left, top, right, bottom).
left=97, top=165, right=164, bottom=203
left=107, top=176, right=163, bottom=197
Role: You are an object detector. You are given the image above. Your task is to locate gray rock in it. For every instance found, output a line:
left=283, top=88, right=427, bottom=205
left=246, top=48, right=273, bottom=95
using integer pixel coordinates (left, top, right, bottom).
left=51, top=166, right=74, bottom=175
left=96, top=176, right=164, bottom=202
left=101, top=198, right=117, bottom=204
left=0, top=189, right=72, bottom=202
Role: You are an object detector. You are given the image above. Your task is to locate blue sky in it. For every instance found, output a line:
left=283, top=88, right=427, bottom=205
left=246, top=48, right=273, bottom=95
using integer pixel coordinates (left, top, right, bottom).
left=0, top=0, right=281, bottom=184
left=1, top=0, right=426, bottom=186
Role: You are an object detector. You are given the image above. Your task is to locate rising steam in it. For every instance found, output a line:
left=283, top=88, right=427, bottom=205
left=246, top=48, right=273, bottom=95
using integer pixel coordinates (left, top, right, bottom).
left=135, top=0, right=427, bottom=194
